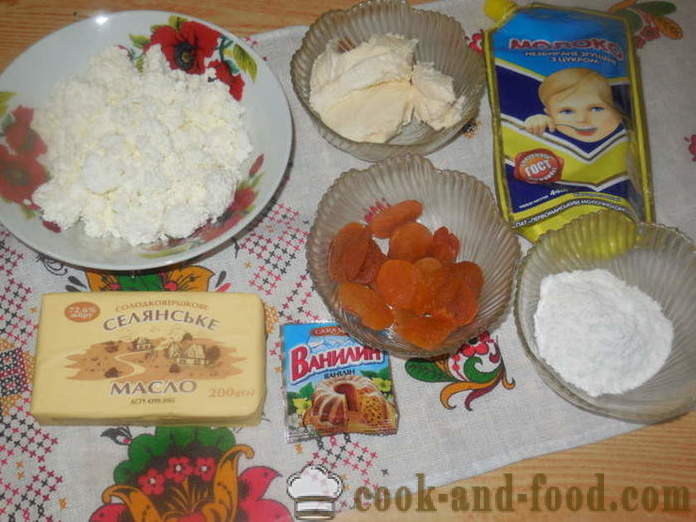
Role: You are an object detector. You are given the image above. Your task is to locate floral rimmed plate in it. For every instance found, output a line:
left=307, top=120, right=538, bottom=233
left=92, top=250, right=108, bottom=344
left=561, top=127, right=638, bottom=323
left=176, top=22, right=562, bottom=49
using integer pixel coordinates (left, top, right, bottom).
left=0, top=11, right=292, bottom=271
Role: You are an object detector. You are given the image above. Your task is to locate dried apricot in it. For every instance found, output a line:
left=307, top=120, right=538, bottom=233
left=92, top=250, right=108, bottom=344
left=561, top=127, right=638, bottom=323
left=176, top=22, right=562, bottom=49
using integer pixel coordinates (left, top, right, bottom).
left=429, top=226, right=460, bottom=264
left=429, top=265, right=461, bottom=309
left=338, top=282, right=394, bottom=330
left=406, top=275, right=437, bottom=315
left=452, top=261, right=484, bottom=296
left=328, top=222, right=371, bottom=283
left=388, top=222, right=433, bottom=262
left=352, top=239, right=387, bottom=285
left=444, top=284, right=479, bottom=326
left=375, top=259, right=421, bottom=309
left=369, top=200, right=423, bottom=239
left=414, top=257, right=442, bottom=274
left=393, top=310, right=456, bottom=350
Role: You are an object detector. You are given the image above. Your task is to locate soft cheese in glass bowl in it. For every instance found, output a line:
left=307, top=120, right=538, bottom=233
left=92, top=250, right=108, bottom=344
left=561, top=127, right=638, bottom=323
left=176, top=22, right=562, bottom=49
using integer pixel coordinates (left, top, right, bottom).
left=290, top=0, right=485, bottom=161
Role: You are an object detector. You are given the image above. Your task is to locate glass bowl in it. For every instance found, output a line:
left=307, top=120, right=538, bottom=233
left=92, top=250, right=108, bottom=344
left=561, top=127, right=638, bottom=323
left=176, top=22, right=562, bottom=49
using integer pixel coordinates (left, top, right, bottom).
left=515, top=210, right=696, bottom=423
left=290, top=0, right=485, bottom=162
left=306, top=153, right=521, bottom=358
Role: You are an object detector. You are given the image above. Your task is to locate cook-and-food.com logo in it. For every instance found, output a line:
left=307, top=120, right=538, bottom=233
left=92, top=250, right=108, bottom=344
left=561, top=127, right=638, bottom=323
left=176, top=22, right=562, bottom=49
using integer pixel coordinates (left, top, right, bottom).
left=287, top=464, right=344, bottom=520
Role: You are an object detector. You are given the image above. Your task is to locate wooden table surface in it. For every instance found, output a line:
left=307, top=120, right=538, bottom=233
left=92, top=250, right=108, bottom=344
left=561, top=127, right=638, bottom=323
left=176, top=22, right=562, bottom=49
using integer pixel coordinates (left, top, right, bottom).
left=0, top=1, right=693, bottom=520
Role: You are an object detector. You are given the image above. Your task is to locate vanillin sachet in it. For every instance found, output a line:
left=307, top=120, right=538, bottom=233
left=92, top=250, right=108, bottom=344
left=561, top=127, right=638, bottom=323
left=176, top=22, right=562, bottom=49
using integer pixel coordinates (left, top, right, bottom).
left=483, top=0, right=653, bottom=241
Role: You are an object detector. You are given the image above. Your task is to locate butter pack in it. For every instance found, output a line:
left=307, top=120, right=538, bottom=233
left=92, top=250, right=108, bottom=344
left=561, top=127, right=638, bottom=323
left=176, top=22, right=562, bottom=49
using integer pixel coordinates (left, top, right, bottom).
left=31, top=292, right=266, bottom=426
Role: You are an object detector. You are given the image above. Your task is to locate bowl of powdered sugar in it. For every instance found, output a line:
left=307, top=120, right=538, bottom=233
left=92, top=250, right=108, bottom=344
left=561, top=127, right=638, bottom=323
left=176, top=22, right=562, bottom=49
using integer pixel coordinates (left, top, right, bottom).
left=515, top=210, right=696, bottom=423
left=0, top=11, right=291, bottom=270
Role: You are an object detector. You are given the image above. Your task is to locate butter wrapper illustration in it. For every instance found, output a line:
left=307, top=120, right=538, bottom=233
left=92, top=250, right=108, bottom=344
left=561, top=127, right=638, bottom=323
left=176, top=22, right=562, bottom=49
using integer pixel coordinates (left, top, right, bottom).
left=484, top=1, right=653, bottom=241
left=31, top=292, right=266, bottom=426
left=282, top=323, right=398, bottom=442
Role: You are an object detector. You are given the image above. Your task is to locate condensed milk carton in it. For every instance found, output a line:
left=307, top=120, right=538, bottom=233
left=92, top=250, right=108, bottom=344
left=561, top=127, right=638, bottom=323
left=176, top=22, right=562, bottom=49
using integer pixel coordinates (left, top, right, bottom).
left=31, top=292, right=266, bottom=426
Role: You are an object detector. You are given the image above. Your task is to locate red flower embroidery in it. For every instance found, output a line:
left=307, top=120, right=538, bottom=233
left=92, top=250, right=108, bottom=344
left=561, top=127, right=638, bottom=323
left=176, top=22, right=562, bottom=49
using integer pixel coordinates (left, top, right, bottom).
left=192, top=456, right=217, bottom=482
left=209, top=59, right=245, bottom=100
left=164, top=456, right=193, bottom=483
left=248, top=154, right=264, bottom=176
left=89, top=504, right=128, bottom=522
left=237, top=467, right=292, bottom=522
left=640, top=24, right=660, bottom=41
left=462, top=333, right=492, bottom=358
left=41, top=219, right=61, bottom=232
left=147, top=21, right=220, bottom=74
left=685, top=135, right=696, bottom=161
left=4, top=106, right=46, bottom=157
left=230, top=186, right=255, bottom=212
left=0, top=144, right=48, bottom=205
left=468, top=30, right=484, bottom=54
left=137, top=468, right=166, bottom=495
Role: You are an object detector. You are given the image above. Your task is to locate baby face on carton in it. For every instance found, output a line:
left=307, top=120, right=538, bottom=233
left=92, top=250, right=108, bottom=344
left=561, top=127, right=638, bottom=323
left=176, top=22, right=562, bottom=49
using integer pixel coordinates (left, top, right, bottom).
left=526, top=68, right=622, bottom=143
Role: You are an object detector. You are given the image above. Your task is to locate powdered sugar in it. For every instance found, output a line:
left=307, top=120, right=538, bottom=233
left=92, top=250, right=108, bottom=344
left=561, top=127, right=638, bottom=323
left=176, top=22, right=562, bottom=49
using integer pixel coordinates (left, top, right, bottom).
left=32, top=44, right=251, bottom=246
left=534, top=269, right=672, bottom=397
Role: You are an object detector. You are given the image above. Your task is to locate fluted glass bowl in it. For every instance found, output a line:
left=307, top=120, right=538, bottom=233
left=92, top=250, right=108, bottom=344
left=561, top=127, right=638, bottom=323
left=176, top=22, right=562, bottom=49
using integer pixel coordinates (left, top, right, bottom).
left=290, top=0, right=485, bottom=162
left=307, top=154, right=521, bottom=357
left=515, top=211, right=696, bottom=423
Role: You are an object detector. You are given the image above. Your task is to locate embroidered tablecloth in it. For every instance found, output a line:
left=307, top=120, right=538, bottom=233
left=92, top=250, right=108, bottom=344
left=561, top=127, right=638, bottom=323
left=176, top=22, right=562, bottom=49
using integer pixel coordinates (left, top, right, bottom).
left=1, top=0, right=695, bottom=520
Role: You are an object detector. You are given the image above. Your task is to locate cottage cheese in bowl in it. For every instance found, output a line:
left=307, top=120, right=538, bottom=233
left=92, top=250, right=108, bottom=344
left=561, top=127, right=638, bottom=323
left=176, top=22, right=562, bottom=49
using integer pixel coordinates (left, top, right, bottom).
left=0, top=10, right=292, bottom=271
left=32, top=44, right=251, bottom=246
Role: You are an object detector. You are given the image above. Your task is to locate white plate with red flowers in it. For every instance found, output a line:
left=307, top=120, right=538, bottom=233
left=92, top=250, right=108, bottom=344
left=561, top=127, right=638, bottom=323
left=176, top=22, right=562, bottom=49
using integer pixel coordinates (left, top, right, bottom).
left=0, top=11, right=292, bottom=271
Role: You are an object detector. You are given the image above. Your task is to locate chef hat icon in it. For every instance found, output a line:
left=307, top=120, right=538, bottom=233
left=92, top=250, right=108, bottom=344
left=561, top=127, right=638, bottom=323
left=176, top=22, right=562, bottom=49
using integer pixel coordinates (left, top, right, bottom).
left=287, top=464, right=343, bottom=520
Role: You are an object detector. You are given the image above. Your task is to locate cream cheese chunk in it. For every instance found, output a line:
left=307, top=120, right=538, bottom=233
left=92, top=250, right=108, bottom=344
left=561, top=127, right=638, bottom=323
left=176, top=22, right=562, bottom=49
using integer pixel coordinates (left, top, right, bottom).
left=411, top=63, right=466, bottom=130
left=31, top=292, right=266, bottom=426
left=309, top=33, right=464, bottom=143
left=319, top=81, right=414, bottom=143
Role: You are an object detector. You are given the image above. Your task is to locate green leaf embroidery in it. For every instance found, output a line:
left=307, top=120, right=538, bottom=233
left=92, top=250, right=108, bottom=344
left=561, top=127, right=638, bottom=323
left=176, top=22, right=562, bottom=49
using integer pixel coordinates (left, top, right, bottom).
left=1, top=113, right=14, bottom=133
left=298, top=382, right=314, bottom=399
left=0, top=91, right=15, bottom=119
left=405, top=358, right=457, bottom=383
left=119, top=432, right=170, bottom=480
left=21, top=205, right=36, bottom=219
left=166, top=426, right=195, bottom=449
left=168, top=15, right=188, bottom=30
left=0, top=91, right=15, bottom=105
left=224, top=58, right=240, bottom=75
left=634, top=1, right=676, bottom=17
left=230, top=44, right=257, bottom=81
left=129, top=34, right=150, bottom=50
left=141, top=243, right=192, bottom=258
left=113, top=459, right=139, bottom=485
left=116, top=274, right=164, bottom=291
left=287, top=392, right=300, bottom=413
left=249, top=175, right=262, bottom=188
left=616, top=9, right=644, bottom=31
left=197, top=426, right=236, bottom=453
left=463, top=356, right=501, bottom=384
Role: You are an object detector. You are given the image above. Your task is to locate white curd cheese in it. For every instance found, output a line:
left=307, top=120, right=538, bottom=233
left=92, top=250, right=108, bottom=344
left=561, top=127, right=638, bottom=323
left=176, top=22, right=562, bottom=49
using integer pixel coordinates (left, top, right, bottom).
left=32, top=44, right=251, bottom=246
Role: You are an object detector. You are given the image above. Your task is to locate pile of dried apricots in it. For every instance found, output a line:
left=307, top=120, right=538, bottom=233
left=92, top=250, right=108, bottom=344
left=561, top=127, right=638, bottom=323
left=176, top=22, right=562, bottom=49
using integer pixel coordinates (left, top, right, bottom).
left=328, top=200, right=484, bottom=350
